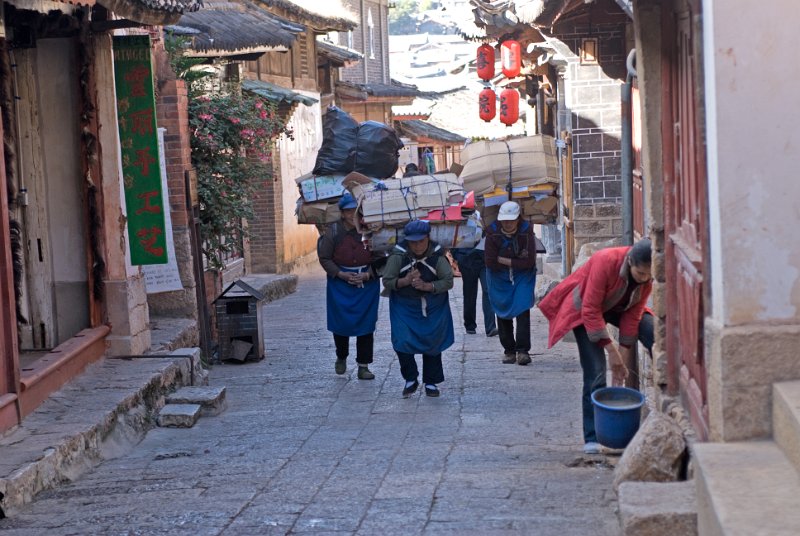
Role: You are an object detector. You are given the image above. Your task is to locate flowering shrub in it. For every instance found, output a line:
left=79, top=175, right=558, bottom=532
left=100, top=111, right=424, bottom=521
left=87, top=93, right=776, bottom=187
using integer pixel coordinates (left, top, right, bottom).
left=167, top=34, right=291, bottom=269
left=189, top=93, right=290, bottom=268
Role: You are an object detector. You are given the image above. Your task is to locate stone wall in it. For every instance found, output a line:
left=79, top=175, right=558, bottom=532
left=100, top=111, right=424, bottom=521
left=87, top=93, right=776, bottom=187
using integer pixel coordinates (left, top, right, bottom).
left=572, top=203, right=624, bottom=252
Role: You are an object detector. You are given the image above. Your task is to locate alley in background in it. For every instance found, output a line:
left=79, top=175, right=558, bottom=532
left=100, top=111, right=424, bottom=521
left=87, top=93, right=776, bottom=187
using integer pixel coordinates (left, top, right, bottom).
left=0, top=265, right=619, bottom=535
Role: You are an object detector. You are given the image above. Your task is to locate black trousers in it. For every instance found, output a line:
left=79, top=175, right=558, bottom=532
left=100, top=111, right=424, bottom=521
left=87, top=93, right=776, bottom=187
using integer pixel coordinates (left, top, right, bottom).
left=497, top=310, right=531, bottom=354
left=396, top=352, right=444, bottom=385
left=574, top=312, right=654, bottom=443
left=456, top=251, right=496, bottom=333
left=333, top=333, right=374, bottom=365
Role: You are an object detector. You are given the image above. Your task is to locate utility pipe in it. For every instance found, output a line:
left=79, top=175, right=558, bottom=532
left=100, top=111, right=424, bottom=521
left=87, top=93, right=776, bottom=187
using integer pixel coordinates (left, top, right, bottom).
left=620, top=49, right=636, bottom=246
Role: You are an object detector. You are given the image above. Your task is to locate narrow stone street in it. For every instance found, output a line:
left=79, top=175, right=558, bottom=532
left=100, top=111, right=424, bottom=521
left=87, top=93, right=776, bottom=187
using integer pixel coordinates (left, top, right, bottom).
left=0, top=265, right=620, bottom=535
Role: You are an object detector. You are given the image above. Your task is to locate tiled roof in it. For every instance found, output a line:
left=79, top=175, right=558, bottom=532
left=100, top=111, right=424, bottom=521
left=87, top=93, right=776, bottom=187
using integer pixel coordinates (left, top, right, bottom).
left=242, top=78, right=319, bottom=106
left=170, top=0, right=304, bottom=55
left=92, top=0, right=203, bottom=24
left=254, top=0, right=358, bottom=31
left=316, top=40, right=363, bottom=66
left=397, top=120, right=467, bottom=144
left=336, top=80, right=421, bottom=100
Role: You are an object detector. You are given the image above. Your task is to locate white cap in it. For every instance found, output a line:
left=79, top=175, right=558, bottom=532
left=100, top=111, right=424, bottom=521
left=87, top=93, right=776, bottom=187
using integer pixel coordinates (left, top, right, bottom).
left=497, top=201, right=521, bottom=221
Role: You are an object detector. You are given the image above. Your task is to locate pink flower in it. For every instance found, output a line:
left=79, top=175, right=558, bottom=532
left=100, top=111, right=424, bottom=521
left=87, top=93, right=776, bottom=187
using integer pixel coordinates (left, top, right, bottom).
left=198, top=113, right=213, bottom=121
left=230, top=117, right=241, bottom=124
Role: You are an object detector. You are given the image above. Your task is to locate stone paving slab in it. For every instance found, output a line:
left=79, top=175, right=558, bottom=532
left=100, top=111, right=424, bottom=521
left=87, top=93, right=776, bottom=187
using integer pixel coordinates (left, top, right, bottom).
left=0, top=350, right=205, bottom=517
left=0, top=264, right=621, bottom=535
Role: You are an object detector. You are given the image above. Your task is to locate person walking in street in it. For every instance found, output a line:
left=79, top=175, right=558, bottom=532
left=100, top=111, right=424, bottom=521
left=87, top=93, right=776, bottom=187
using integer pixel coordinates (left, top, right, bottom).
left=382, top=220, right=454, bottom=398
left=317, top=192, right=382, bottom=380
left=538, top=239, right=654, bottom=454
left=484, top=201, right=538, bottom=366
left=452, top=232, right=498, bottom=337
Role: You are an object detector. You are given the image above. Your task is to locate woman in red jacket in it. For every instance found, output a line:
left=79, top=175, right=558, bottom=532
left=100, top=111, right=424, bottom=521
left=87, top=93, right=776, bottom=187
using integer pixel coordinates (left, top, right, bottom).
left=539, top=239, right=654, bottom=454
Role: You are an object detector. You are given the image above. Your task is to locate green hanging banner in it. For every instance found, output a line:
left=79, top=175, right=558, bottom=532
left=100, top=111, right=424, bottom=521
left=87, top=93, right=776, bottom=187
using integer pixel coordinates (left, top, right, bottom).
left=113, top=35, right=167, bottom=265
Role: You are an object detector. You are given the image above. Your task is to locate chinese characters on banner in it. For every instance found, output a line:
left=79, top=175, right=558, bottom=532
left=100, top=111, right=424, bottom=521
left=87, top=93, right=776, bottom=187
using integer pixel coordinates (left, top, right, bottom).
left=113, top=35, right=167, bottom=265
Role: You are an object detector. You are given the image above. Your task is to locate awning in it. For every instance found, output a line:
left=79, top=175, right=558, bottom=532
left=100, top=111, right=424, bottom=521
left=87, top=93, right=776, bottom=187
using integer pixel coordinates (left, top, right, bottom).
left=242, top=79, right=318, bottom=107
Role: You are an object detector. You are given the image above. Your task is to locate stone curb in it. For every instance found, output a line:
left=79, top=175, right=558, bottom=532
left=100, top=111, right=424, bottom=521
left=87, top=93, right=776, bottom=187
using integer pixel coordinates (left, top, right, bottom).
left=239, top=273, right=298, bottom=304
left=0, top=349, right=204, bottom=517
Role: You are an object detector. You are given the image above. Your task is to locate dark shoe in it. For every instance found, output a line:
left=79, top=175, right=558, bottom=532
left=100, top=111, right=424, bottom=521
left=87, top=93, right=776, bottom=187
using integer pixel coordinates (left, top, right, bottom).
left=424, top=384, right=440, bottom=397
left=357, top=366, right=375, bottom=380
left=516, top=352, right=531, bottom=366
left=402, top=380, right=419, bottom=398
left=335, top=359, right=346, bottom=375
left=487, top=328, right=499, bottom=337
left=465, top=328, right=477, bottom=334
left=502, top=352, right=516, bottom=364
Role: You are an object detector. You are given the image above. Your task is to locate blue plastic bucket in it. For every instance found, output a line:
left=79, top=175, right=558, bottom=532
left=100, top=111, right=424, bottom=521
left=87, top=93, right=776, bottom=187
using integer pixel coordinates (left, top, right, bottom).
left=591, top=387, right=645, bottom=449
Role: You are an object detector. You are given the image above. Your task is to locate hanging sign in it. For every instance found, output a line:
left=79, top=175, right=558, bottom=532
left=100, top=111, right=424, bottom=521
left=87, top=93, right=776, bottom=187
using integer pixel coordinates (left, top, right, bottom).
left=113, top=35, right=167, bottom=265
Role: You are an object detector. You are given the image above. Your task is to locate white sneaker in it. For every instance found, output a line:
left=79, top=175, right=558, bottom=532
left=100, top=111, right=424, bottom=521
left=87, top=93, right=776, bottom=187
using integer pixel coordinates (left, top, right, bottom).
left=583, top=441, right=601, bottom=454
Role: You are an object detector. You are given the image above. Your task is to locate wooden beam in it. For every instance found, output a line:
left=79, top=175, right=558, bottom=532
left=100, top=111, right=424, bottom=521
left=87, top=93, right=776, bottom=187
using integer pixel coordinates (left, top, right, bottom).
left=89, top=19, right=145, bottom=32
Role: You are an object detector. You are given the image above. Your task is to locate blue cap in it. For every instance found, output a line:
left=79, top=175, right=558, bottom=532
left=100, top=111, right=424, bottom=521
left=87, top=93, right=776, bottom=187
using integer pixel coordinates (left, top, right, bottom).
left=338, top=192, right=358, bottom=210
left=404, top=220, right=431, bottom=241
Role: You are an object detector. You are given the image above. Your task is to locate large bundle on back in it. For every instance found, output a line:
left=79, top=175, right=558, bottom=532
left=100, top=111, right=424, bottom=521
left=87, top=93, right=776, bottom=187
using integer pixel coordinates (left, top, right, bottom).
left=349, top=172, right=481, bottom=253
left=458, top=135, right=560, bottom=227
left=296, top=107, right=403, bottom=226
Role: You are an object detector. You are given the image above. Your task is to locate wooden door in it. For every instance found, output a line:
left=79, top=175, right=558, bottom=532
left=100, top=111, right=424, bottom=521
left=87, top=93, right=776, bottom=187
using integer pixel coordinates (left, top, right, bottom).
left=0, top=108, right=21, bottom=431
left=664, top=0, right=709, bottom=440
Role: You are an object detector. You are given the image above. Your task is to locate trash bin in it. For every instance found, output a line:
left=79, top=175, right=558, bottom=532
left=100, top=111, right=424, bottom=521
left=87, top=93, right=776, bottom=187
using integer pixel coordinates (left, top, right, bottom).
left=213, top=280, right=266, bottom=362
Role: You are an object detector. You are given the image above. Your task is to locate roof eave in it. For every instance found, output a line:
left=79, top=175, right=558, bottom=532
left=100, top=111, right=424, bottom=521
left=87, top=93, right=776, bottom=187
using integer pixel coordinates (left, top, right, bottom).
left=185, top=45, right=289, bottom=57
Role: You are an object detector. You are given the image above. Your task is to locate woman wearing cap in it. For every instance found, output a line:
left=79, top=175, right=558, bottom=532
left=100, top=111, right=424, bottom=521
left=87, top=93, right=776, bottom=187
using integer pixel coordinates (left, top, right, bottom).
left=484, top=201, right=538, bottom=365
left=538, top=239, right=654, bottom=454
left=382, top=219, right=454, bottom=398
left=317, top=192, right=383, bottom=380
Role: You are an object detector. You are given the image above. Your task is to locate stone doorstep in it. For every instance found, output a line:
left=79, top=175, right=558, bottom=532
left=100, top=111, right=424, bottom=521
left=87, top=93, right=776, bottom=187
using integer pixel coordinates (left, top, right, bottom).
left=693, top=441, right=800, bottom=535
left=0, top=348, right=204, bottom=517
left=166, top=386, right=227, bottom=417
left=238, top=273, right=298, bottom=304
left=772, top=380, right=800, bottom=471
left=157, top=404, right=201, bottom=428
left=618, top=481, right=697, bottom=536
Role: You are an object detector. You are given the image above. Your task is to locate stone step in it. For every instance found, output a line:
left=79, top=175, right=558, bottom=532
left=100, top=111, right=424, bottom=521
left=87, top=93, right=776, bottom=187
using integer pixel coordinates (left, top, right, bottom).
left=157, top=403, right=201, bottom=428
left=618, top=481, right=697, bottom=536
left=694, top=441, right=800, bottom=536
left=166, top=386, right=227, bottom=417
left=773, top=381, right=800, bottom=470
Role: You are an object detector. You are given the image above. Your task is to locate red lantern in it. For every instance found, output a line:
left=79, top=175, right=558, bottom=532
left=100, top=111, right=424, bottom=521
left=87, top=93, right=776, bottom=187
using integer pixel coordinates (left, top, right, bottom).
left=479, top=87, right=496, bottom=122
left=501, top=40, right=521, bottom=78
left=476, top=43, right=495, bottom=81
left=499, top=88, right=519, bottom=126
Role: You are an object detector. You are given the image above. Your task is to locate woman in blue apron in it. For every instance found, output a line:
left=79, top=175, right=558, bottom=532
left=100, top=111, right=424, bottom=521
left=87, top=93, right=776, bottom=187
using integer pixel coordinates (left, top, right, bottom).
left=485, top=201, right=537, bottom=365
left=382, top=220, right=454, bottom=397
left=318, top=192, right=382, bottom=379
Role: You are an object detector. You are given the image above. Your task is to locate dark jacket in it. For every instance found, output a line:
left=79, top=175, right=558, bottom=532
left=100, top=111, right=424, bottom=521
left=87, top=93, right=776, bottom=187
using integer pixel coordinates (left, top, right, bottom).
left=484, top=221, right=537, bottom=272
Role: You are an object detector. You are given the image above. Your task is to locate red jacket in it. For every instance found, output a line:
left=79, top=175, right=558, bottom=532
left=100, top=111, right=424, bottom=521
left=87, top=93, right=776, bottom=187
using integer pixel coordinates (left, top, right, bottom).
left=538, top=246, right=652, bottom=348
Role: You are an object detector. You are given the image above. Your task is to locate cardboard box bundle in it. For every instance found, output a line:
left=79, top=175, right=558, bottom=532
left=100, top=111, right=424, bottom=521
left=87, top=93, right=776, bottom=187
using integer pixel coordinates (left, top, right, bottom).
left=295, top=172, right=376, bottom=225
left=459, top=135, right=559, bottom=195
left=367, top=212, right=483, bottom=253
left=351, top=173, right=465, bottom=231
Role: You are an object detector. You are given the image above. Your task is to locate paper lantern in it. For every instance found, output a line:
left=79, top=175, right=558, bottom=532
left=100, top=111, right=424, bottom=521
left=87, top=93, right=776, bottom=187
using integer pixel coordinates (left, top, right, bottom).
left=501, top=40, right=521, bottom=78
left=499, top=88, right=519, bottom=126
left=476, top=43, right=495, bottom=81
left=479, top=87, right=496, bottom=122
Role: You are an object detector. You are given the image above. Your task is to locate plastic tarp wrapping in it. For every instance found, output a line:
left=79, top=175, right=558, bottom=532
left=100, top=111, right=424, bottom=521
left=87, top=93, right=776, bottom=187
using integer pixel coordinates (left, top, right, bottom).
left=351, top=121, right=404, bottom=179
left=368, top=212, right=483, bottom=253
left=459, top=135, right=559, bottom=195
left=351, top=174, right=465, bottom=230
left=313, top=106, right=359, bottom=176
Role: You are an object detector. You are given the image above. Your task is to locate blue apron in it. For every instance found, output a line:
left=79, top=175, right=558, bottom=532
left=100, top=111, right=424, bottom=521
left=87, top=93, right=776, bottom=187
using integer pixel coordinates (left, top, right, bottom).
left=487, top=267, right=536, bottom=320
left=389, top=291, right=454, bottom=355
left=327, top=265, right=380, bottom=337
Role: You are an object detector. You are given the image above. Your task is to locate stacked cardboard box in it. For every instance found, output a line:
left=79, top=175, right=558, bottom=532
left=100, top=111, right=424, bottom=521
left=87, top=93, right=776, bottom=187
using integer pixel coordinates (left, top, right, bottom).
left=351, top=173, right=465, bottom=231
left=368, top=212, right=482, bottom=253
left=457, top=135, right=560, bottom=227
left=294, top=173, right=376, bottom=225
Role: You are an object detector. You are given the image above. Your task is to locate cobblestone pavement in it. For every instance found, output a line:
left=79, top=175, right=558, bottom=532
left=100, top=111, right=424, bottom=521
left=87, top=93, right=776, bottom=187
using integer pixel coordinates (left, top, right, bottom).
left=0, top=265, right=620, bottom=535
